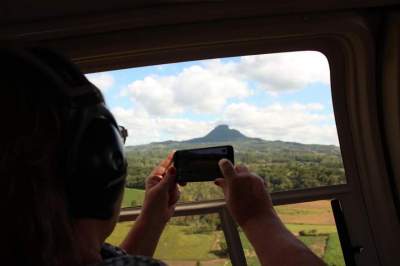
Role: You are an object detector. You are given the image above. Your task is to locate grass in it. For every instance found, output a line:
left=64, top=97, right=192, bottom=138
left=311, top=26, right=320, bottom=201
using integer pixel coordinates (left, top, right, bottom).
left=107, top=222, right=219, bottom=261
left=323, top=233, right=345, bottom=266
left=154, top=225, right=219, bottom=260
left=286, top=223, right=337, bottom=235
left=122, top=188, right=145, bottom=208
left=298, top=235, right=328, bottom=257
left=239, top=227, right=330, bottom=265
left=107, top=221, right=134, bottom=245
left=275, top=201, right=335, bottom=225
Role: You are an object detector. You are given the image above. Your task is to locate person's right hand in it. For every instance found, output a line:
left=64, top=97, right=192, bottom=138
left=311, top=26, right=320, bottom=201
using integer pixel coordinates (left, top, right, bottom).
left=215, top=159, right=276, bottom=227
left=215, top=160, right=326, bottom=266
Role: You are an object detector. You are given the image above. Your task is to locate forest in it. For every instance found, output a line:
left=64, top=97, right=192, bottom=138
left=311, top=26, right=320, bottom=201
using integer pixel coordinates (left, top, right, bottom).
left=124, top=138, right=345, bottom=198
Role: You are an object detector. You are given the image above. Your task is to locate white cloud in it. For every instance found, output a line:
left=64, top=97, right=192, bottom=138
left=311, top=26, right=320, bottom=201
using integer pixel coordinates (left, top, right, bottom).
left=121, top=62, right=250, bottom=116
left=120, top=51, right=329, bottom=116
left=125, top=76, right=181, bottom=116
left=111, top=51, right=336, bottom=145
left=219, top=102, right=338, bottom=145
left=235, top=51, right=330, bottom=92
left=111, top=107, right=159, bottom=145
left=173, top=65, right=249, bottom=112
left=111, top=107, right=215, bottom=146
left=86, top=73, right=115, bottom=92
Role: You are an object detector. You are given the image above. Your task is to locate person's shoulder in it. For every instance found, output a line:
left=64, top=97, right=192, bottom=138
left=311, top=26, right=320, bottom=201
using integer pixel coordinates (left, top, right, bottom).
left=92, top=255, right=167, bottom=266
left=101, top=243, right=128, bottom=259
left=90, top=243, right=167, bottom=266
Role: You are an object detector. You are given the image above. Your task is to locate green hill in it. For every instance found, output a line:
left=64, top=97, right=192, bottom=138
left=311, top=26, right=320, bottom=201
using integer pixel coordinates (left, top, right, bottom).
left=185, top=124, right=252, bottom=143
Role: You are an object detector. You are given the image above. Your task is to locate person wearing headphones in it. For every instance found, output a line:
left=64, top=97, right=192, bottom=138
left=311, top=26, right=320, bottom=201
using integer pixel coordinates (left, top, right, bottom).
left=1, top=47, right=324, bottom=266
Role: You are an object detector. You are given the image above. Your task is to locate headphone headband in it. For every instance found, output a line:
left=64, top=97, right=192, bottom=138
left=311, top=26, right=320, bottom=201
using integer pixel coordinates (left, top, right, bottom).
left=28, top=47, right=104, bottom=105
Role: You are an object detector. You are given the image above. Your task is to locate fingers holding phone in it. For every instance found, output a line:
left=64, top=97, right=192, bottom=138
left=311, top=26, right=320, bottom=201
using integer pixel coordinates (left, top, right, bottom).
left=173, top=146, right=234, bottom=182
left=141, top=152, right=180, bottom=224
left=216, top=159, right=275, bottom=227
left=235, top=164, right=249, bottom=174
left=170, top=145, right=273, bottom=227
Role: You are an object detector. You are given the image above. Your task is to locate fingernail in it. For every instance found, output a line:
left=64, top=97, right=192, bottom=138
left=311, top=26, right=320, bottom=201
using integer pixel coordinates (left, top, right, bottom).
left=219, top=159, right=229, bottom=167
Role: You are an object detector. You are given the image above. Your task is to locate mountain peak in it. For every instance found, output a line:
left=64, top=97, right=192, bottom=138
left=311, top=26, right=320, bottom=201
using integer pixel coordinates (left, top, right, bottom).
left=213, top=124, right=230, bottom=130
left=185, top=124, right=249, bottom=143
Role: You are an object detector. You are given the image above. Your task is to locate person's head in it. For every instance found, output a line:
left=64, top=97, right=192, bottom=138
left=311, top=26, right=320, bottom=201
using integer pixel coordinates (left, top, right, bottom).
left=0, top=47, right=127, bottom=266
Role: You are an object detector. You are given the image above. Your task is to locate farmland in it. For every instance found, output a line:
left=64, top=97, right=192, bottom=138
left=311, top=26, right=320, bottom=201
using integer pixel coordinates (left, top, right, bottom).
left=108, top=199, right=345, bottom=266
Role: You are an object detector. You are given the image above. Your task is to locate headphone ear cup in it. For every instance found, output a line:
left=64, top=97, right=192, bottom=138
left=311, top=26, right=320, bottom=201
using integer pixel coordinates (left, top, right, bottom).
left=17, top=47, right=125, bottom=219
left=67, top=118, right=127, bottom=219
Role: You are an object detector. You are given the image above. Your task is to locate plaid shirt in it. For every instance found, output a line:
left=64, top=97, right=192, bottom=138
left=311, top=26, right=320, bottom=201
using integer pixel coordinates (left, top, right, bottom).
left=90, top=243, right=167, bottom=266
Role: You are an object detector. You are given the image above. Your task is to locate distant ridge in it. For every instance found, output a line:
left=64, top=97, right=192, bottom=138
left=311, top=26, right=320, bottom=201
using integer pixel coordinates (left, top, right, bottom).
left=136, top=124, right=262, bottom=147
left=185, top=124, right=255, bottom=143
left=126, top=124, right=340, bottom=156
left=127, top=124, right=338, bottom=152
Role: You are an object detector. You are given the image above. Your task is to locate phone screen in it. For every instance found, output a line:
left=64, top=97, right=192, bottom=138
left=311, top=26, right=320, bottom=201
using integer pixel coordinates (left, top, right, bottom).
left=174, top=145, right=234, bottom=182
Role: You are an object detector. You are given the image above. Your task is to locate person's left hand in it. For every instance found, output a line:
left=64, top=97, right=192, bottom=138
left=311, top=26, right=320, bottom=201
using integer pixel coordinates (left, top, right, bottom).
left=139, top=152, right=180, bottom=226
left=121, top=152, right=180, bottom=256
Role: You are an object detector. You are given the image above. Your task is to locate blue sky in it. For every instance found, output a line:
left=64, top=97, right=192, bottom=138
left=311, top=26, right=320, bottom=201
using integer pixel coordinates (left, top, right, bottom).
left=86, top=51, right=338, bottom=146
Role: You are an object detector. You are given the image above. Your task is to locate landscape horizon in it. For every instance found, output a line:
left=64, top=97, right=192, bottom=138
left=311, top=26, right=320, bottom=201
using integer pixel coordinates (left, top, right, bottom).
left=126, top=124, right=341, bottom=149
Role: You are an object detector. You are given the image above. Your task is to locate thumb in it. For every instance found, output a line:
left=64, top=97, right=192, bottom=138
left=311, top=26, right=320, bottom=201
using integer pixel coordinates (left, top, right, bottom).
left=161, top=166, right=177, bottom=187
left=218, top=159, right=237, bottom=181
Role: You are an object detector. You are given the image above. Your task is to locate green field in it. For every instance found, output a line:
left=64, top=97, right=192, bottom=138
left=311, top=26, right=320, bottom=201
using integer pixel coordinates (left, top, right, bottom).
left=238, top=223, right=343, bottom=266
left=122, top=188, right=145, bottom=208
left=286, top=223, right=336, bottom=234
left=323, top=234, right=345, bottom=266
left=108, top=199, right=345, bottom=266
left=154, top=224, right=220, bottom=260
left=108, top=222, right=220, bottom=260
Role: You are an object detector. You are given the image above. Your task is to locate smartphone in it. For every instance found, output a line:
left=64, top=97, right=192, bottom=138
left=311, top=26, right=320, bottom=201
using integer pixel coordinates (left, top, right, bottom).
left=173, top=145, right=234, bottom=182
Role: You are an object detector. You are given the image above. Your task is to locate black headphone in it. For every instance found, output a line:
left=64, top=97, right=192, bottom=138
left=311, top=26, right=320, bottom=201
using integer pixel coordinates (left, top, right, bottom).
left=6, top=47, right=128, bottom=219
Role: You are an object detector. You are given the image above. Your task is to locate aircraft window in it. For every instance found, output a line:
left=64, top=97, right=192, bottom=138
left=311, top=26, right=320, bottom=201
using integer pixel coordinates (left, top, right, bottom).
left=86, top=50, right=345, bottom=208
